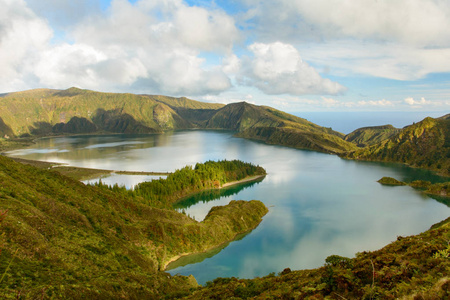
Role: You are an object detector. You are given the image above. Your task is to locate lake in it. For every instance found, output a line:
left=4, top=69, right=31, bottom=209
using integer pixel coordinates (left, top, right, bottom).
left=6, top=131, right=450, bottom=285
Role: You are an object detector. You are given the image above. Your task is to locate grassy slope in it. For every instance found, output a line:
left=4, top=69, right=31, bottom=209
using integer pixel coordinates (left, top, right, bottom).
left=344, top=117, right=450, bottom=175
left=0, top=88, right=200, bottom=135
left=345, top=125, right=400, bottom=147
left=184, top=218, right=450, bottom=299
left=0, top=88, right=358, bottom=154
left=0, top=155, right=268, bottom=299
left=206, top=102, right=356, bottom=154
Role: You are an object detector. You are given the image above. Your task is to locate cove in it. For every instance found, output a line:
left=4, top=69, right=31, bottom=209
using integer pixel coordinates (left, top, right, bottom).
left=6, top=131, right=450, bottom=285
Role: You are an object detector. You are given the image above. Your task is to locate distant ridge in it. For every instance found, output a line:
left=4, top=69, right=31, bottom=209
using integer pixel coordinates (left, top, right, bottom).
left=344, top=124, right=400, bottom=147
left=344, top=116, right=450, bottom=175
left=0, top=87, right=356, bottom=154
left=1, top=87, right=448, bottom=172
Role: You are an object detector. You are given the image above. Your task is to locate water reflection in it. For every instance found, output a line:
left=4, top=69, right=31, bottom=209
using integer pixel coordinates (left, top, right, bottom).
left=174, top=179, right=264, bottom=213
left=83, top=173, right=166, bottom=190
left=5, top=131, right=450, bottom=285
left=166, top=231, right=251, bottom=271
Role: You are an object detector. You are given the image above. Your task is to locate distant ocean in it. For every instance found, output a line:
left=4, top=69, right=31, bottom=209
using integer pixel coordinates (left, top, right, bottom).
left=292, top=111, right=448, bottom=134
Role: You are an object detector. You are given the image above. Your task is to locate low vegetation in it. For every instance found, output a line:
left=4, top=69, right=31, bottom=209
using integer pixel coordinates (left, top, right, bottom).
left=377, top=176, right=407, bottom=186
left=1, top=87, right=450, bottom=298
left=378, top=176, right=449, bottom=198
left=184, top=217, right=450, bottom=299
left=344, top=117, right=450, bottom=175
left=91, top=160, right=266, bottom=209
left=344, top=125, right=400, bottom=147
left=0, top=88, right=357, bottom=155
left=0, top=155, right=267, bottom=298
left=1, top=88, right=448, bottom=174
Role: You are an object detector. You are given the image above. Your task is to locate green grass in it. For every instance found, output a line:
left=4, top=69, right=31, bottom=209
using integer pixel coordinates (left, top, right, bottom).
left=0, top=155, right=267, bottom=299
left=345, top=117, right=450, bottom=176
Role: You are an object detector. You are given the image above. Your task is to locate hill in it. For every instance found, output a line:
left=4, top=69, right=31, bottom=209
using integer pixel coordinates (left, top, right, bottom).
left=0, top=87, right=357, bottom=154
left=344, top=124, right=400, bottom=147
left=0, top=87, right=217, bottom=136
left=1, top=87, right=447, bottom=165
left=344, top=116, right=450, bottom=175
left=0, top=155, right=267, bottom=298
left=205, top=102, right=357, bottom=154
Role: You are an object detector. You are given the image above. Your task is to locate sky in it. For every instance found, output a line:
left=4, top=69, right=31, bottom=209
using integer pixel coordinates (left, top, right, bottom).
left=1, top=0, right=450, bottom=113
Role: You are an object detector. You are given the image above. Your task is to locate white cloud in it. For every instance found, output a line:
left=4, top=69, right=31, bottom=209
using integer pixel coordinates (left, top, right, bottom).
left=68, top=0, right=237, bottom=95
left=301, top=0, right=450, bottom=47
left=242, top=0, right=450, bottom=47
left=34, top=43, right=150, bottom=90
left=172, top=4, right=239, bottom=53
left=404, top=97, right=432, bottom=106
left=239, top=42, right=346, bottom=95
left=321, top=97, right=394, bottom=109
left=0, top=0, right=236, bottom=95
left=222, top=54, right=241, bottom=75
left=238, top=1, right=450, bottom=83
left=358, top=99, right=394, bottom=107
left=299, top=41, right=450, bottom=81
left=0, top=0, right=53, bottom=91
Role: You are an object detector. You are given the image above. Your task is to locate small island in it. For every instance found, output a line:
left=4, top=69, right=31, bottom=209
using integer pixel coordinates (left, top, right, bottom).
left=378, top=176, right=449, bottom=197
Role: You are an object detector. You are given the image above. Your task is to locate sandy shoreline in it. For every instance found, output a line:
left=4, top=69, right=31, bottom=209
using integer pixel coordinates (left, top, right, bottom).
left=220, top=174, right=266, bottom=189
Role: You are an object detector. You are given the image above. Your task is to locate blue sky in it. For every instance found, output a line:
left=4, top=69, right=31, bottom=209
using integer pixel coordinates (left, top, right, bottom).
left=1, top=0, right=449, bottom=113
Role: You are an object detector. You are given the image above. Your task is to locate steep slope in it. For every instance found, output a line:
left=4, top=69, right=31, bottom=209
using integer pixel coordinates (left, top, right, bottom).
left=344, top=116, right=450, bottom=175
left=0, top=88, right=358, bottom=154
left=150, top=95, right=224, bottom=110
left=205, top=102, right=283, bottom=130
left=205, top=102, right=356, bottom=154
left=0, top=155, right=267, bottom=298
left=0, top=87, right=192, bottom=136
left=149, top=95, right=225, bottom=127
left=345, top=124, right=400, bottom=147
left=0, top=117, right=14, bottom=138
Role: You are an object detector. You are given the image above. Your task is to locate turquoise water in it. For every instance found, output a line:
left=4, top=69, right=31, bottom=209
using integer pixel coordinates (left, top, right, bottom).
left=6, top=131, right=449, bottom=284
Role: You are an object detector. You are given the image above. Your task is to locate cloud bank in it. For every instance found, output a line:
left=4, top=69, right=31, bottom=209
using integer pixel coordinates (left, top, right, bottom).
left=239, top=42, right=346, bottom=95
left=0, top=0, right=348, bottom=97
left=0, top=0, right=449, bottom=112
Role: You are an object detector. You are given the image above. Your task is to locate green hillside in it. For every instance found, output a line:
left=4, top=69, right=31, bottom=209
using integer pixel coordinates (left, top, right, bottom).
left=1, top=87, right=448, bottom=164
left=344, top=117, right=450, bottom=175
left=0, top=88, right=358, bottom=154
left=0, top=88, right=200, bottom=136
left=0, top=155, right=267, bottom=298
left=206, top=102, right=356, bottom=154
left=345, top=125, right=400, bottom=147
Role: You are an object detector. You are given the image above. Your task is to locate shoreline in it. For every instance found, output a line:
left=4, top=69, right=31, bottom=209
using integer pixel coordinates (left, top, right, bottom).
left=5, top=156, right=171, bottom=180
left=163, top=176, right=267, bottom=271
left=162, top=221, right=262, bottom=271
left=220, top=174, right=266, bottom=189
left=172, top=174, right=267, bottom=206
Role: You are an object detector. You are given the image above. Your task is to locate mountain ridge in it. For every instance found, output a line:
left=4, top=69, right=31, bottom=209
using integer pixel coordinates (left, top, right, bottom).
left=344, top=116, right=450, bottom=175
left=0, top=87, right=356, bottom=154
left=0, top=87, right=448, bottom=171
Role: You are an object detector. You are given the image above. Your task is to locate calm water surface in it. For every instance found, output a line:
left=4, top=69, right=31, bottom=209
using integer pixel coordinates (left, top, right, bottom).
left=6, top=131, right=450, bottom=284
